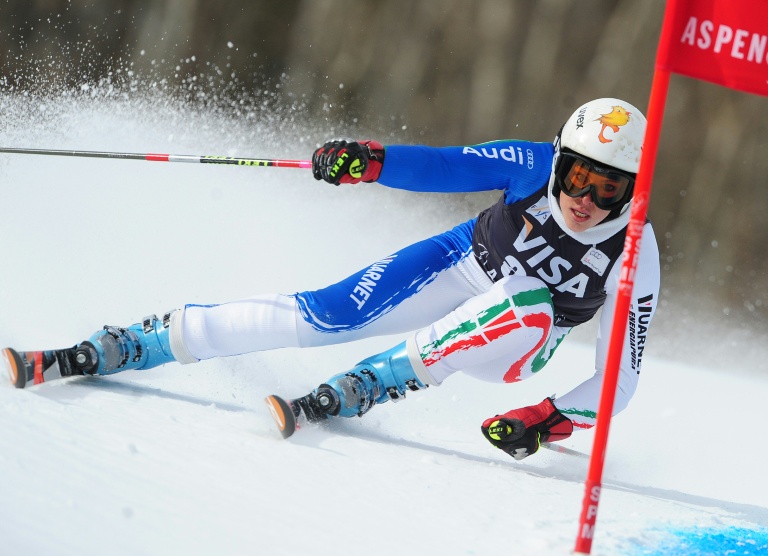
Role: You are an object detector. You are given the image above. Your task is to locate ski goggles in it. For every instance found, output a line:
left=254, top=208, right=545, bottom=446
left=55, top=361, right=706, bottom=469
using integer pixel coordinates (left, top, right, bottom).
left=555, top=150, right=635, bottom=210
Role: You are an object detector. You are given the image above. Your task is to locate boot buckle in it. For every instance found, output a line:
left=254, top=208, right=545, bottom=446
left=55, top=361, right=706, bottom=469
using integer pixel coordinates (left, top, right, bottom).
left=386, top=386, right=405, bottom=402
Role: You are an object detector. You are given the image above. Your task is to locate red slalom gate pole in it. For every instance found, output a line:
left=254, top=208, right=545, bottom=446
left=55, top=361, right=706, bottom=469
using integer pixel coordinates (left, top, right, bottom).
left=0, top=146, right=312, bottom=169
left=577, top=0, right=768, bottom=546
left=573, top=16, right=674, bottom=555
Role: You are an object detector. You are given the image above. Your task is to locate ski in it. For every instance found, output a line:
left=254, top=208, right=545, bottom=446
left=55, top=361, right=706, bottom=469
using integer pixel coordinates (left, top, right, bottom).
left=1, top=346, right=86, bottom=389
left=540, top=441, right=590, bottom=459
left=265, top=389, right=335, bottom=439
left=264, top=395, right=298, bottom=439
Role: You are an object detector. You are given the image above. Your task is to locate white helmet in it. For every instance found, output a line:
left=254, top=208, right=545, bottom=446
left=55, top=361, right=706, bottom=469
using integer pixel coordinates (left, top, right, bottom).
left=553, top=98, right=647, bottom=216
left=558, top=97, right=646, bottom=173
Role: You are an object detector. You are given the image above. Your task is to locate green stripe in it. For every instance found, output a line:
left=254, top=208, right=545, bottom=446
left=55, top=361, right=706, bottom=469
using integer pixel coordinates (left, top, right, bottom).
left=512, top=287, right=552, bottom=309
left=531, top=329, right=568, bottom=374
left=477, top=298, right=511, bottom=326
left=559, top=407, right=597, bottom=420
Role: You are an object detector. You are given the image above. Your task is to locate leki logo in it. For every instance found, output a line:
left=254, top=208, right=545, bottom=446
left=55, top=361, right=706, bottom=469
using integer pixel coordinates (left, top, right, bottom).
left=596, top=106, right=631, bottom=144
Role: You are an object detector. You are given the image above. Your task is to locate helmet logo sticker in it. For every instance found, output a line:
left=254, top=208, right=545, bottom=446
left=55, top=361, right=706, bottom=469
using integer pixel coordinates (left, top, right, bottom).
left=596, top=106, right=631, bottom=144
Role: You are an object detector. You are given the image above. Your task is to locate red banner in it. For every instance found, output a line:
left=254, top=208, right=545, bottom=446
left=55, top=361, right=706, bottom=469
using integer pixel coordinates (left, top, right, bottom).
left=657, top=0, right=768, bottom=97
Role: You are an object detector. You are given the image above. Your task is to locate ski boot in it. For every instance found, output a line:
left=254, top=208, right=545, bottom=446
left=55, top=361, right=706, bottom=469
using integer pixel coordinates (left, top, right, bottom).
left=294, top=341, right=429, bottom=423
left=3, top=313, right=179, bottom=388
left=81, top=312, right=177, bottom=375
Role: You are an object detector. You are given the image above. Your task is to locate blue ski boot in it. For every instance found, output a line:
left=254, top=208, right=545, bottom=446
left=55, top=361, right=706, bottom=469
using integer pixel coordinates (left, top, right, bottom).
left=293, top=341, right=429, bottom=422
left=3, top=313, right=182, bottom=388
left=74, top=313, right=178, bottom=376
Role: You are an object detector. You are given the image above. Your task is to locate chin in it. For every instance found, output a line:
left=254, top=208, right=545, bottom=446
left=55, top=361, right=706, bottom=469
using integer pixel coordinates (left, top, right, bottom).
left=563, top=216, right=590, bottom=232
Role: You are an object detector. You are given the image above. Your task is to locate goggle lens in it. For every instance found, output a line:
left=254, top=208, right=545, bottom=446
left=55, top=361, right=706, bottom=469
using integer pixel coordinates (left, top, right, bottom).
left=556, top=152, right=634, bottom=210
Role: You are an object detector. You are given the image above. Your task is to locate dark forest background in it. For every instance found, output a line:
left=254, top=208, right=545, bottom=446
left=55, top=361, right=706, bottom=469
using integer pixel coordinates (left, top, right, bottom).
left=1, top=0, right=767, bottom=364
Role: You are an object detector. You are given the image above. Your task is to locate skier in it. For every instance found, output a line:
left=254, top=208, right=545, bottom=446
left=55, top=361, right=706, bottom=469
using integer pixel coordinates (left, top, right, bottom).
left=3, top=98, right=660, bottom=460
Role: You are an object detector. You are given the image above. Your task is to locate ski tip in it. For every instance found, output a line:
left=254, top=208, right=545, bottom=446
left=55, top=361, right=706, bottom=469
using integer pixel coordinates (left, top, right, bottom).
left=264, top=395, right=297, bottom=439
left=1, top=347, right=27, bottom=389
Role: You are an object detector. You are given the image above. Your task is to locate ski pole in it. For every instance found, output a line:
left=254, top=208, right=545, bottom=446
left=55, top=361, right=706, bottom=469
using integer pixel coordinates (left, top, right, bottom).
left=0, top=147, right=312, bottom=169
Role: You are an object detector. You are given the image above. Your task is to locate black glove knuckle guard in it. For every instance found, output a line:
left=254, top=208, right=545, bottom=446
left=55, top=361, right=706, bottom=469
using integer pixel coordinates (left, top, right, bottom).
left=311, top=140, right=380, bottom=185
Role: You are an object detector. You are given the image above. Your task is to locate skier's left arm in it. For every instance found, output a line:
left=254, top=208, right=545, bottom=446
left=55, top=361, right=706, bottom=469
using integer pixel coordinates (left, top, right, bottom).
left=551, top=222, right=661, bottom=429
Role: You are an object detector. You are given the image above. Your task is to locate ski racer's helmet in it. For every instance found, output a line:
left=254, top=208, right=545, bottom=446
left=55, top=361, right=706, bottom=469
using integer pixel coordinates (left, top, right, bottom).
left=553, top=98, right=647, bottom=215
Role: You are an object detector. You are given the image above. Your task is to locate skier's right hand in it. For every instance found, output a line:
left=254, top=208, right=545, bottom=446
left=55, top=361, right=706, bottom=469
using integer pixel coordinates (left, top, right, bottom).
left=481, top=398, right=573, bottom=460
left=312, top=140, right=385, bottom=185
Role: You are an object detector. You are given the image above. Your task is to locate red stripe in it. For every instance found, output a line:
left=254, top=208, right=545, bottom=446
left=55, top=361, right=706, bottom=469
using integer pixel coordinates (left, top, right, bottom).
left=503, top=312, right=551, bottom=383
left=32, top=351, right=44, bottom=384
left=484, top=312, right=522, bottom=341
left=145, top=154, right=170, bottom=162
left=274, top=160, right=312, bottom=168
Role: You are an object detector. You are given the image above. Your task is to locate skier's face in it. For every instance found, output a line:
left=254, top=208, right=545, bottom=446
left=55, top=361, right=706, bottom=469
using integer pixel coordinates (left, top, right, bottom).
left=559, top=189, right=611, bottom=232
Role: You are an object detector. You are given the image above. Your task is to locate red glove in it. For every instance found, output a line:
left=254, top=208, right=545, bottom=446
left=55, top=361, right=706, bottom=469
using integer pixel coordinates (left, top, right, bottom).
left=481, top=398, right=573, bottom=460
left=311, top=140, right=385, bottom=185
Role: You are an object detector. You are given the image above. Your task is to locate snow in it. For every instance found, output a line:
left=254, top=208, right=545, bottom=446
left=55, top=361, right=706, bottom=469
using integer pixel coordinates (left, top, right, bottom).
left=1, top=90, right=767, bottom=556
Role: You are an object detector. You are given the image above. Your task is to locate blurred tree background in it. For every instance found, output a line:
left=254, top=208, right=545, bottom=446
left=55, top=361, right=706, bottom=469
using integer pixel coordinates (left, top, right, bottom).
left=1, top=0, right=766, bottom=364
